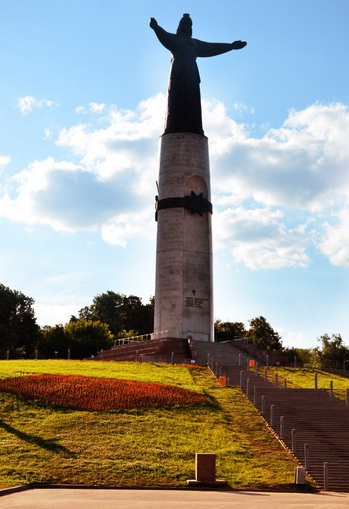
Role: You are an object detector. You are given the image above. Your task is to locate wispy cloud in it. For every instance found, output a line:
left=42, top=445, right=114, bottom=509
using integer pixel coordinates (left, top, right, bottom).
left=0, top=155, right=11, bottom=172
left=2, top=96, right=349, bottom=268
left=16, top=95, right=59, bottom=116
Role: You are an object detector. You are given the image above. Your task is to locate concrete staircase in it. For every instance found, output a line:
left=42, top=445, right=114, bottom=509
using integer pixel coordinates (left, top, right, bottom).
left=222, top=365, right=349, bottom=492
left=190, top=340, right=250, bottom=367
left=92, top=337, right=192, bottom=364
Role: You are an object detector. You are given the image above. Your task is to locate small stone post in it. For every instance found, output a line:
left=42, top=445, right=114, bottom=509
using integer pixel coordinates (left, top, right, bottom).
left=292, top=429, right=296, bottom=453
left=187, top=453, right=226, bottom=486
left=261, top=395, right=265, bottom=415
left=270, top=405, right=275, bottom=426
left=280, top=416, right=285, bottom=440
left=246, top=378, right=250, bottom=397
left=324, top=462, right=329, bottom=491
left=304, top=443, right=310, bottom=470
left=294, top=466, right=306, bottom=484
left=314, top=372, right=318, bottom=390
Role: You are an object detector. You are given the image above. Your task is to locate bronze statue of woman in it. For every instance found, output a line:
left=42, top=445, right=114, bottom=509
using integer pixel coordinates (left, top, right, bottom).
left=150, top=14, right=246, bottom=135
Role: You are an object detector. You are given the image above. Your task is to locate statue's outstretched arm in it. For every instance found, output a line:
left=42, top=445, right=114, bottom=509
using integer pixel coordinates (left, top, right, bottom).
left=196, top=39, right=247, bottom=58
left=149, top=18, right=175, bottom=52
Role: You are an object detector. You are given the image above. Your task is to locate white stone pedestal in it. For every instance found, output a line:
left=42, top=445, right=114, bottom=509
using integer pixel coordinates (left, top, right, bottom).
left=154, top=133, right=213, bottom=342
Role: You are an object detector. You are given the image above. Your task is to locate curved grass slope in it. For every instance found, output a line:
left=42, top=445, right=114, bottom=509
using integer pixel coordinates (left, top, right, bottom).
left=0, top=361, right=301, bottom=490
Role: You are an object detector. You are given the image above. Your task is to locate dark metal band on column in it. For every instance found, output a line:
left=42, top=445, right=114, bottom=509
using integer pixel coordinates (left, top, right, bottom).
left=155, top=191, right=212, bottom=221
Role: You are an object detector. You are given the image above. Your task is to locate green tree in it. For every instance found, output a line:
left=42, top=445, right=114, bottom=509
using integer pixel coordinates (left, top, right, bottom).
left=214, top=320, right=246, bottom=342
left=37, top=324, right=68, bottom=359
left=0, top=283, right=40, bottom=357
left=316, top=333, right=349, bottom=369
left=64, top=319, right=114, bottom=359
left=79, top=291, right=154, bottom=336
left=247, top=316, right=283, bottom=351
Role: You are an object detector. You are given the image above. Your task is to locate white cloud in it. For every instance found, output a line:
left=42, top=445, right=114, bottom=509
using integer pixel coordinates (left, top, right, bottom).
left=0, top=156, right=11, bottom=172
left=2, top=96, right=349, bottom=269
left=317, top=208, right=349, bottom=267
left=213, top=207, right=310, bottom=270
left=17, top=95, right=59, bottom=115
left=211, top=102, right=349, bottom=211
left=76, top=102, right=106, bottom=114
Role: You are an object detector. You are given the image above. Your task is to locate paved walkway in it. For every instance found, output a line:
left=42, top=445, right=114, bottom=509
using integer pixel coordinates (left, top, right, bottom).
left=0, top=488, right=349, bottom=509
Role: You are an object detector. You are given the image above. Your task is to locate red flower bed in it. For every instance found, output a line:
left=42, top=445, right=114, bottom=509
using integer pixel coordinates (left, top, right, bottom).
left=0, top=374, right=208, bottom=411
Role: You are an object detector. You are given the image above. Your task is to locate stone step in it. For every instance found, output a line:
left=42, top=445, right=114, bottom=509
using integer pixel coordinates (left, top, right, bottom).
left=232, top=368, right=349, bottom=492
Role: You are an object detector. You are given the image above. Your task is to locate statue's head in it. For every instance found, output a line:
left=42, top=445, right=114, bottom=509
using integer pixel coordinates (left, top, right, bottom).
left=177, top=13, right=192, bottom=36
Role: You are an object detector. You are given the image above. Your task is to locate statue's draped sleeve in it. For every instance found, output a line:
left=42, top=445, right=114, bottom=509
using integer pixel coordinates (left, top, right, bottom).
left=151, top=24, right=176, bottom=52
left=195, top=39, right=234, bottom=57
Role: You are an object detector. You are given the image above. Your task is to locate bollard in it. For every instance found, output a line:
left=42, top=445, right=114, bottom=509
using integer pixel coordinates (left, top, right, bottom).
left=294, top=466, right=306, bottom=484
left=238, top=353, right=241, bottom=366
left=323, top=462, right=329, bottom=491
left=294, top=356, right=297, bottom=368
left=283, top=378, right=287, bottom=389
left=275, top=373, right=278, bottom=388
left=270, top=405, right=275, bottom=427
left=246, top=378, right=250, bottom=397
left=329, top=380, right=333, bottom=398
left=314, top=372, right=318, bottom=390
left=226, top=377, right=230, bottom=387
left=261, top=395, right=265, bottom=415
left=291, top=428, right=296, bottom=453
left=253, top=386, right=258, bottom=406
left=35, top=349, right=38, bottom=360
left=304, top=443, right=310, bottom=470
left=264, top=367, right=268, bottom=380
left=280, top=416, right=285, bottom=440
left=67, top=348, right=71, bottom=360
left=255, top=361, right=258, bottom=376
left=6, top=350, right=9, bottom=360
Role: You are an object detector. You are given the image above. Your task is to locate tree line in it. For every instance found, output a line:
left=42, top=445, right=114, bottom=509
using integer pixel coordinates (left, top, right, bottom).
left=0, top=282, right=347, bottom=367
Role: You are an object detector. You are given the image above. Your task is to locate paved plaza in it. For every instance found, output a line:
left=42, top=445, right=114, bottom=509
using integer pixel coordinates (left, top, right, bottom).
left=0, top=488, right=349, bottom=509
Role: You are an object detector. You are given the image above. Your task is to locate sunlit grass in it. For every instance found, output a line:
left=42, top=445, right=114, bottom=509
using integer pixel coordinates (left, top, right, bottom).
left=0, top=361, right=304, bottom=490
left=0, top=360, right=200, bottom=392
left=262, top=366, right=349, bottom=401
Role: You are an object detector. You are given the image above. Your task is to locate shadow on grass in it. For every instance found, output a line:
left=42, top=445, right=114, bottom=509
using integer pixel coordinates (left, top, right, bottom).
left=0, top=420, right=74, bottom=456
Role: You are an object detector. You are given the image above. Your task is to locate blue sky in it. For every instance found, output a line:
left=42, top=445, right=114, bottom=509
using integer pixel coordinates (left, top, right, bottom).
left=0, top=0, right=348, bottom=348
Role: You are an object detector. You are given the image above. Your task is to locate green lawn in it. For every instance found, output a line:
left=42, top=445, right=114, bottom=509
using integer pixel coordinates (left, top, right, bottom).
left=262, top=366, right=349, bottom=401
left=0, top=360, right=305, bottom=490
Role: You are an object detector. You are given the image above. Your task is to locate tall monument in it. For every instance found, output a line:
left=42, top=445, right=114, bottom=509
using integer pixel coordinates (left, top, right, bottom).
left=150, top=14, right=246, bottom=342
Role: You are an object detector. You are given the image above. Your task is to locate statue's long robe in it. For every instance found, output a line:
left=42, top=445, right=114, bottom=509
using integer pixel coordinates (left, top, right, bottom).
left=152, top=24, right=234, bottom=135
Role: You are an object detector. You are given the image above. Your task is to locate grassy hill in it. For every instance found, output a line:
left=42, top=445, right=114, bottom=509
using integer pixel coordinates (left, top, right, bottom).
left=0, top=360, right=303, bottom=489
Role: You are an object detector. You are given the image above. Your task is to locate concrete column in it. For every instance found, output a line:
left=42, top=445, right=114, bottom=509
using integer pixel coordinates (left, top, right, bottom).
left=154, top=133, right=213, bottom=341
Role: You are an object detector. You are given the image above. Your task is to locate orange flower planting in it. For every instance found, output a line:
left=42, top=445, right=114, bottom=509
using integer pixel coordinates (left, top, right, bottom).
left=0, top=374, right=208, bottom=411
